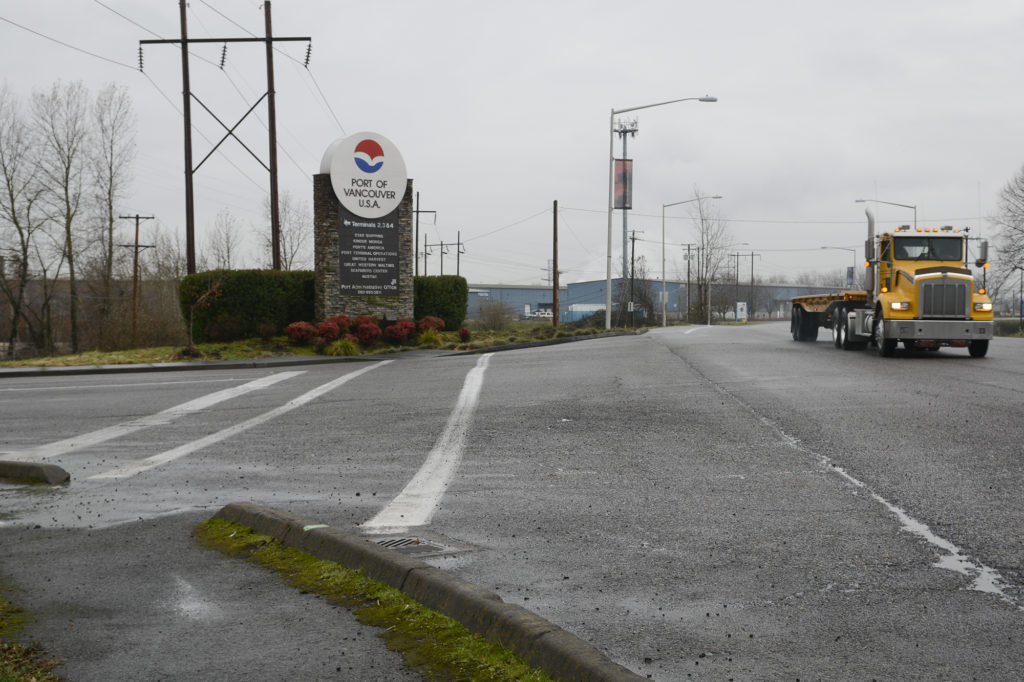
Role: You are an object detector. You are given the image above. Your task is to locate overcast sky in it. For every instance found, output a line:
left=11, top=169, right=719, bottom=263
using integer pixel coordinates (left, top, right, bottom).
left=3, top=1, right=1023, bottom=285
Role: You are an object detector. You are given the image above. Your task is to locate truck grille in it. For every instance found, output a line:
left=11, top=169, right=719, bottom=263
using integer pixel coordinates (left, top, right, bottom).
left=920, top=278, right=969, bottom=318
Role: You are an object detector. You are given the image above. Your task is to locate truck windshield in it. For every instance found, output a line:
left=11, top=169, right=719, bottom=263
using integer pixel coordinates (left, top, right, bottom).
left=893, top=237, right=962, bottom=261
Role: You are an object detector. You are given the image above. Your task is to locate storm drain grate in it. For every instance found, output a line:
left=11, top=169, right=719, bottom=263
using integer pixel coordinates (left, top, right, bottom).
left=375, top=536, right=450, bottom=557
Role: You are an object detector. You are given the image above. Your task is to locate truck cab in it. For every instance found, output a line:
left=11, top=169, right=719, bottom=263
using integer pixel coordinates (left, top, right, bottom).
left=872, top=226, right=992, bottom=356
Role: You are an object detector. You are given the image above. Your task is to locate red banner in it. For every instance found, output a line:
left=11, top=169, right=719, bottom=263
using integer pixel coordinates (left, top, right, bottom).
left=614, top=159, right=632, bottom=210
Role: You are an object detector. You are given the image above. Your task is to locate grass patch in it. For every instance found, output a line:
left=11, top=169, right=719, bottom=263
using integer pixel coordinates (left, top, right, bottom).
left=0, top=323, right=627, bottom=369
left=0, top=589, right=61, bottom=682
left=195, top=519, right=552, bottom=682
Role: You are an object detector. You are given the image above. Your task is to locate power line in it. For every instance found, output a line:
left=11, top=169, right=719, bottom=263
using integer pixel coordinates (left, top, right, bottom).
left=0, top=14, right=135, bottom=70
left=463, top=208, right=552, bottom=242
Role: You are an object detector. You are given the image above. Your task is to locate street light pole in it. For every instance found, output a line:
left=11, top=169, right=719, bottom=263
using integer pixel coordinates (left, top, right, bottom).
left=855, top=198, right=916, bottom=229
left=605, top=95, right=717, bottom=329
left=820, top=246, right=858, bottom=287
left=662, top=195, right=721, bottom=327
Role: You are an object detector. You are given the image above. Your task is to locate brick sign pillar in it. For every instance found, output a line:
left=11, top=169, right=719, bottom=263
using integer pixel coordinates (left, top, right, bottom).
left=314, top=133, right=414, bottom=321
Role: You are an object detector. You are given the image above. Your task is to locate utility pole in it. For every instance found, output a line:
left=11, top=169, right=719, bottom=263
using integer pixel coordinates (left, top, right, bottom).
left=140, top=1, right=309, bottom=273
left=118, top=214, right=155, bottom=347
left=455, top=231, right=465, bottom=276
left=629, top=230, right=642, bottom=327
left=553, top=200, right=559, bottom=327
left=614, top=120, right=639, bottom=280
left=426, top=240, right=449, bottom=275
left=422, top=235, right=431, bottom=276
left=413, top=192, right=436, bottom=277
left=683, top=243, right=697, bottom=324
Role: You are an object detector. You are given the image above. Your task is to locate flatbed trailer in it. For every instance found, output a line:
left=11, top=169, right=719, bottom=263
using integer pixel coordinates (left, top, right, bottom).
left=790, top=290, right=870, bottom=344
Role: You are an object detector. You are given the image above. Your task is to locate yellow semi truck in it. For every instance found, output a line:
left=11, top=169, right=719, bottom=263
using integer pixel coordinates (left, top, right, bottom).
left=790, top=208, right=993, bottom=357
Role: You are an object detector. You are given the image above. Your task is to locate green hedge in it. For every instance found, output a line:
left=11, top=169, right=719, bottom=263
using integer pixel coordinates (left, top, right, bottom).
left=180, top=269, right=314, bottom=342
left=414, top=275, right=468, bottom=331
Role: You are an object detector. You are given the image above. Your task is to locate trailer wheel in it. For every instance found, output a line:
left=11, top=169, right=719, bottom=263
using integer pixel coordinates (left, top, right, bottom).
left=792, top=306, right=819, bottom=342
left=968, top=339, right=989, bottom=358
left=874, top=314, right=897, bottom=357
left=832, top=306, right=845, bottom=348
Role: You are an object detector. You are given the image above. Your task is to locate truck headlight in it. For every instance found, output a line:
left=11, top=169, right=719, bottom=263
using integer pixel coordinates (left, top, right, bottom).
left=890, top=301, right=910, bottom=311
left=974, top=302, right=993, bottom=312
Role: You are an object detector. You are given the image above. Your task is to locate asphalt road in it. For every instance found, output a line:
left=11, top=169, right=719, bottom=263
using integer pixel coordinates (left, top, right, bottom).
left=2, top=325, right=1023, bottom=680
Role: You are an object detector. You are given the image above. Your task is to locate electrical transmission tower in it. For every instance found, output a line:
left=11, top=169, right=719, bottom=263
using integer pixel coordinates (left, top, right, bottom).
left=140, top=1, right=309, bottom=274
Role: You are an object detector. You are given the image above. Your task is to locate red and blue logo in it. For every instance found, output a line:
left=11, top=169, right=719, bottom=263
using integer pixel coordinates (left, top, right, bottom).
left=353, top=139, right=384, bottom=173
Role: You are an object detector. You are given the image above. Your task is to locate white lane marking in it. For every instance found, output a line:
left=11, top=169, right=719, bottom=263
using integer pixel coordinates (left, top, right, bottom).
left=684, top=326, right=708, bottom=335
left=773, top=429, right=1019, bottom=609
left=90, top=361, right=391, bottom=480
left=2, top=372, right=304, bottom=463
left=683, top=353, right=1021, bottom=609
left=362, top=353, right=493, bottom=534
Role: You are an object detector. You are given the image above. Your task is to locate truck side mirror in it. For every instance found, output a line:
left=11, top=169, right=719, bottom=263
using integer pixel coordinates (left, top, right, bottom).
left=975, top=239, right=988, bottom=268
left=864, top=239, right=873, bottom=261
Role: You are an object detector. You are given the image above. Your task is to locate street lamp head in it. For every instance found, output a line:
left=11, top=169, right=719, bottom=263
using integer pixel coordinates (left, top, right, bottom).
left=710, top=195, right=723, bottom=199
left=854, top=199, right=866, bottom=203
left=699, top=96, right=718, bottom=102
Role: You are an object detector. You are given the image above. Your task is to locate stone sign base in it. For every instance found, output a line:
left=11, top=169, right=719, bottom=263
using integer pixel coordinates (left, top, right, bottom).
left=314, top=174, right=414, bottom=321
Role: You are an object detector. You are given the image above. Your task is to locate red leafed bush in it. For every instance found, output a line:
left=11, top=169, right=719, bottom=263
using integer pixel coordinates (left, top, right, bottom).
left=355, top=321, right=382, bottom=346
left=326, top=314, right=351, bottom=333
left=383, top=319, right=416, bottom=344
left=418, top=315, right=445, bottom=333
left=458, top=327, right=471, bottom=342
left=343, top=333, right=360, bottom=345
left=354, top=314, right=378, bottom=329
left=285, top=321, right=317, bottom=344
left=316, top=320, right=341, bottom=342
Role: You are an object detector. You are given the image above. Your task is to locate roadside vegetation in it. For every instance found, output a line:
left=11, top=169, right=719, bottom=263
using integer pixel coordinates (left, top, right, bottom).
left=196, top=519, right=552, bottom=682
left=0, top=320, right=625, bottom=369
left=0, top=590, right=61, bottom=682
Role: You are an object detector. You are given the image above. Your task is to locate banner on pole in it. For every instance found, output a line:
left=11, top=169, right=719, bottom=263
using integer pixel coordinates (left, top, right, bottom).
left=614, top=159, right=632, bottom=210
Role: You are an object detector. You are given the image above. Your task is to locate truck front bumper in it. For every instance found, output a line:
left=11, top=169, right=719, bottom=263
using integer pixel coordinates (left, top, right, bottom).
left=883, top=319, right=993, bottom=341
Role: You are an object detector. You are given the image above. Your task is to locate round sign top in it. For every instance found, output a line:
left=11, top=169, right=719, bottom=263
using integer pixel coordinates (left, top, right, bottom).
left=325, top=132, right=407, bottom=219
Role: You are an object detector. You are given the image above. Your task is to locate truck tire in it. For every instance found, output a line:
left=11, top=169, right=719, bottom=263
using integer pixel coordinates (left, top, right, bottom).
left=792, top=307, right=819, bottom=342
left=968, top=339, right=989, bottom=358
left=832, top=306, right=845, bottom=348
left=840, top=314, right=864, bottom=350
left=874, top=314, right=897, bottom=357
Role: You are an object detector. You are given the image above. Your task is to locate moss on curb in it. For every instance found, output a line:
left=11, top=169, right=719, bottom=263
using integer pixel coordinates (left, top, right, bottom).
left=195, top=519, right=553, bottom=682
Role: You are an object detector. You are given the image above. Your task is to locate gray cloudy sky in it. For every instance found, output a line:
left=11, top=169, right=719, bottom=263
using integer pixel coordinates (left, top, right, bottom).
left=3, top=1, right=1023, bottom=285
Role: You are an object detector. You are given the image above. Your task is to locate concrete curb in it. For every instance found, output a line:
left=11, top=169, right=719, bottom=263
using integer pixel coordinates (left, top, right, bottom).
left=212, top=502, right=643, bottom=682
left=449, top=329, right=648, bottom=355
left=0, top=460, right=70, bottom=485
left=0, top=355, right=376, bottom=378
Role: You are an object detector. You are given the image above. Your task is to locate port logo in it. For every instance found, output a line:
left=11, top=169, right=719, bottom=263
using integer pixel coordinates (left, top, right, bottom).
left=323, top=132, right=407, bottom=219
left=353, top=139, right=385, bottom=173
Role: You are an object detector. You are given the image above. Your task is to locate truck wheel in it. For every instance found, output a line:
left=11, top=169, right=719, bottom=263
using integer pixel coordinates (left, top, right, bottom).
left=968, top=339, right=989, bottom=358
left=874, top=315, right=897, bottom=357
left=791, top=307, right=802, bottom=341
left=801, top=310, right=820, bottom=341
left=839, top=313, right=861, bottom=350
left=832, top=307, right=845, bottom=348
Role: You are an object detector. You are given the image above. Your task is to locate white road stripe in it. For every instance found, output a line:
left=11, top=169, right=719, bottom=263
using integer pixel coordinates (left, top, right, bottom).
left=89, top=360, right=392, bottom=480
left=362, top=353, right=493, bottom=534
left=2, top=371, right=304, bottom=463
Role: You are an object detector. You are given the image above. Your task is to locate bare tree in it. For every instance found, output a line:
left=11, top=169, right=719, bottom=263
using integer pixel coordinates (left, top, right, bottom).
left=32, top=80, right=89, bottom=353
left=993, top=165, right=1024, bottom=303
left=0, top=85, right=46, bottom=358
left=204, top=208, right=243, bottom=270
left=85, top=83, right=136, bottom=346
left=262, top=190, right=311, bottom=270
left=689, top=190, right=731, bottom=323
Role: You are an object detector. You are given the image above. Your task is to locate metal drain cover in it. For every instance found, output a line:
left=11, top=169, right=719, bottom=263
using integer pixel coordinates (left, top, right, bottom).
left=370, top=533, right=475, bottom=558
